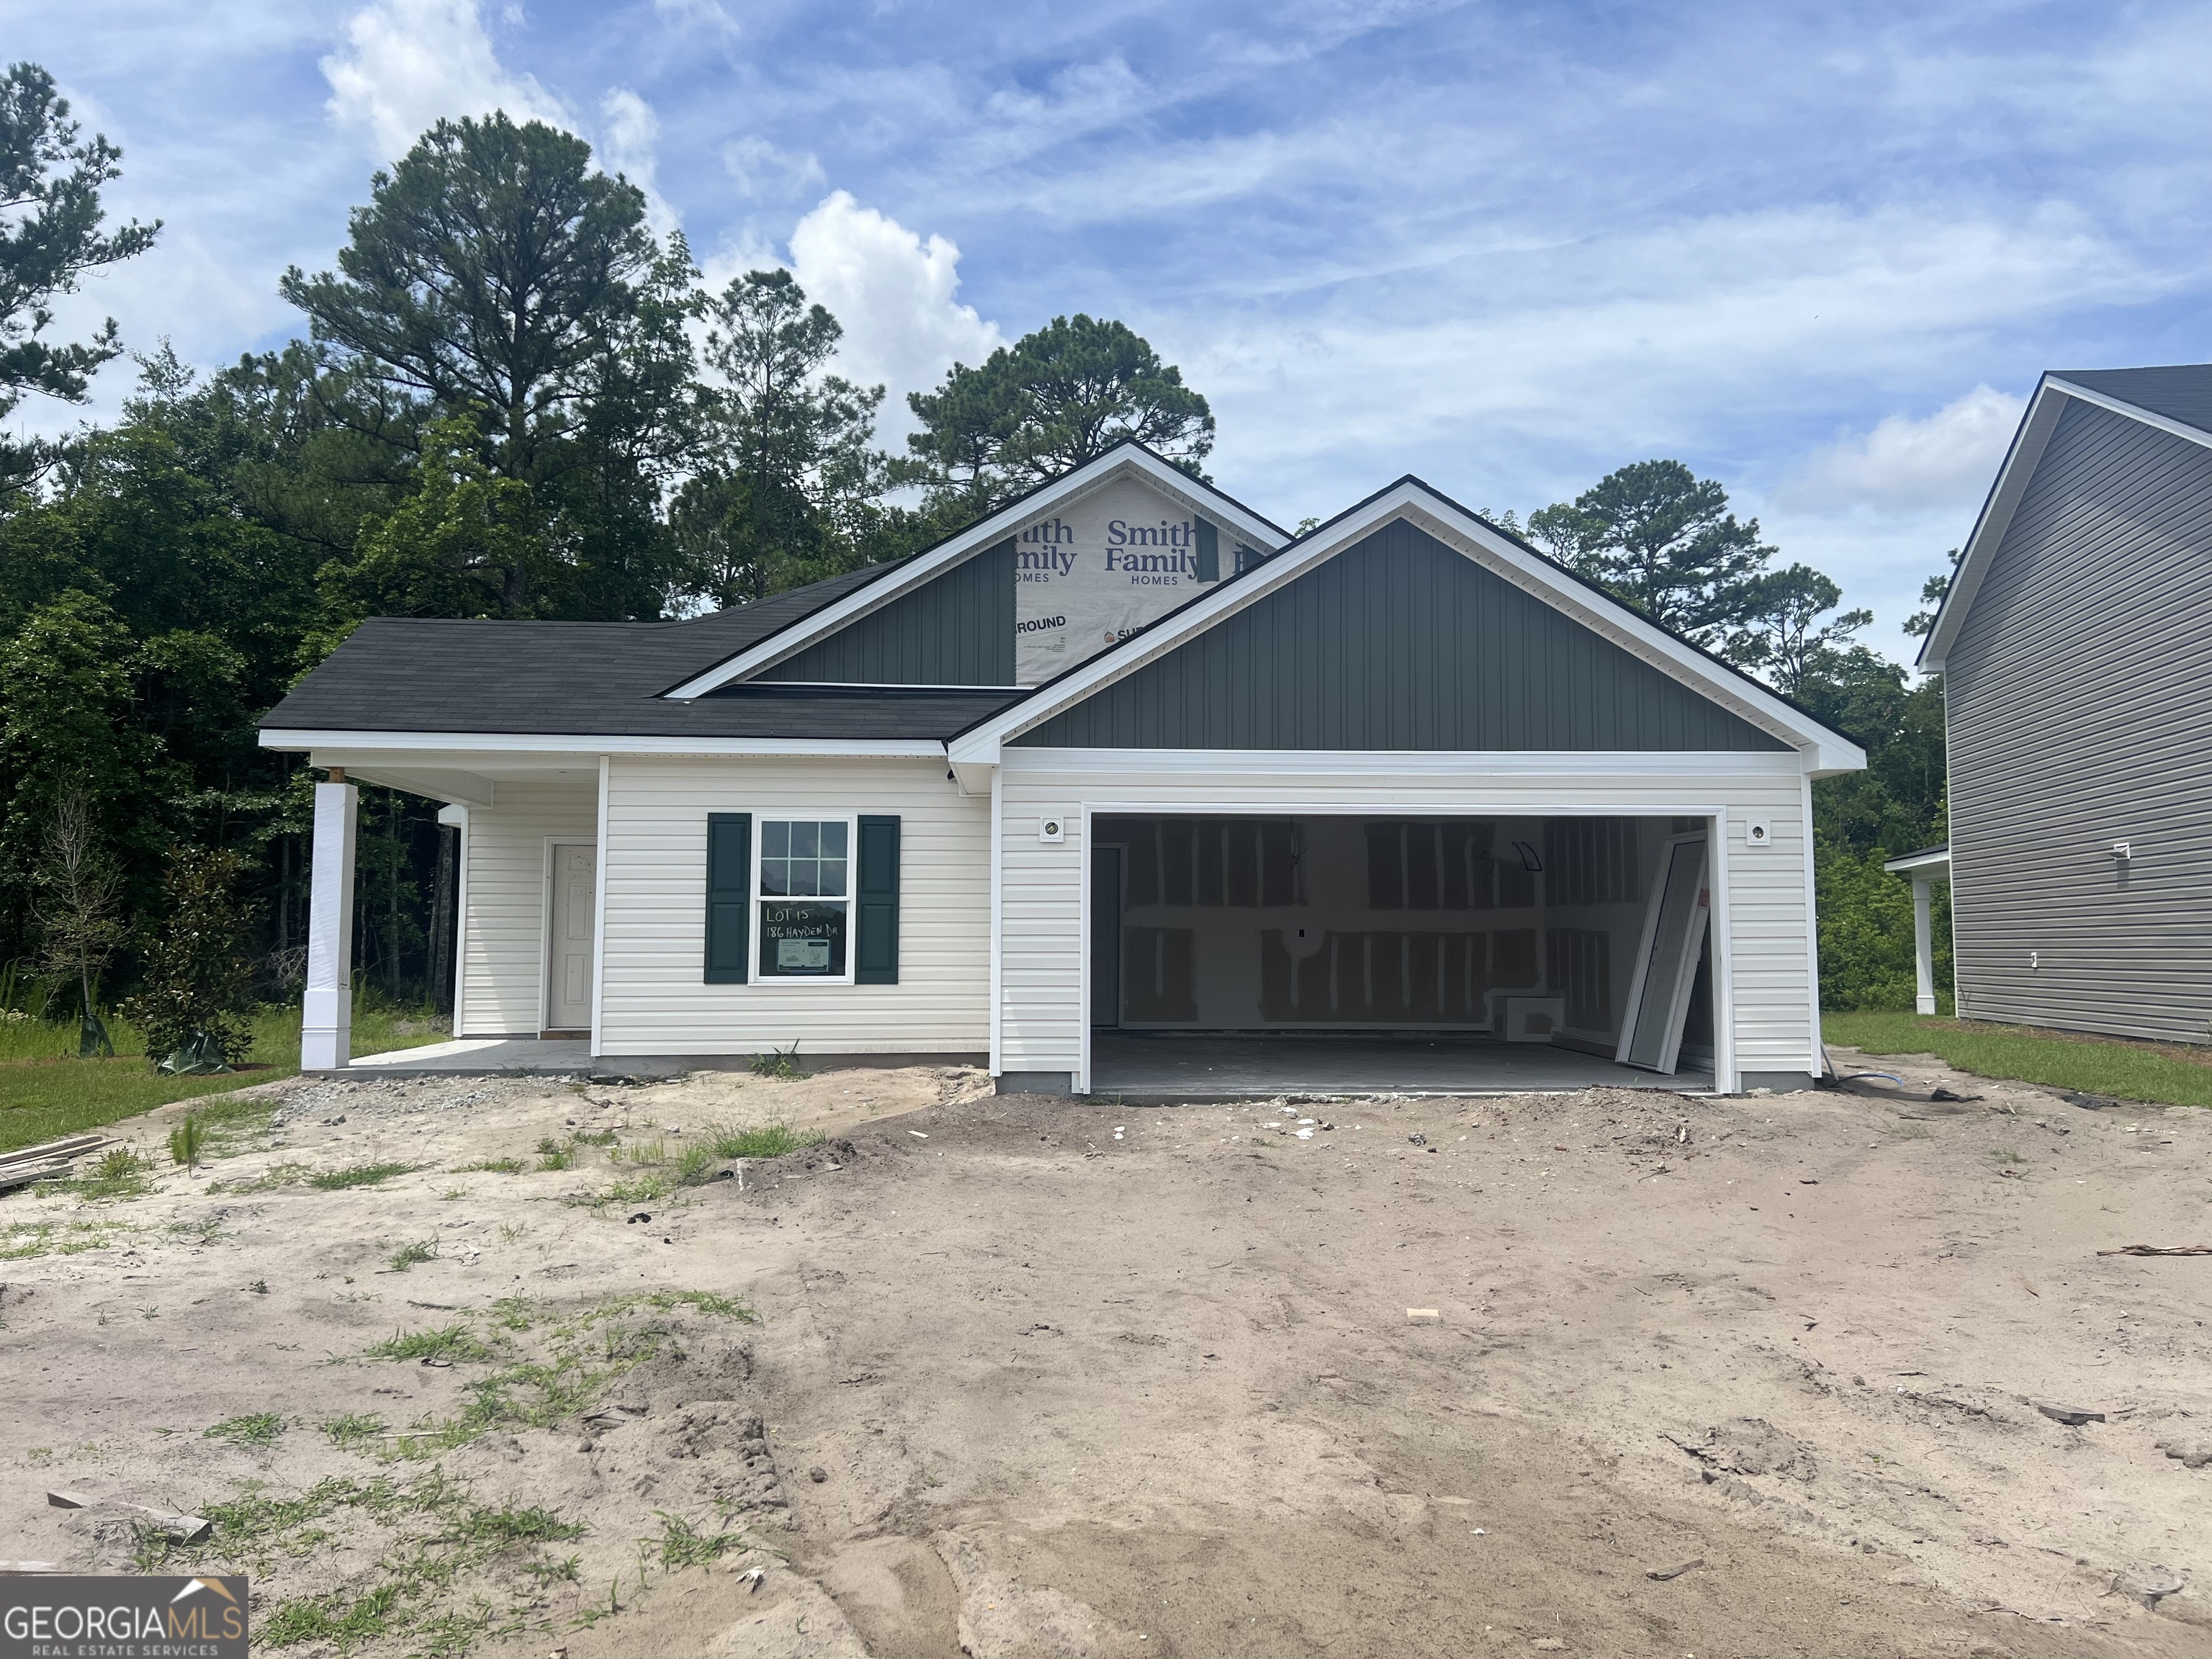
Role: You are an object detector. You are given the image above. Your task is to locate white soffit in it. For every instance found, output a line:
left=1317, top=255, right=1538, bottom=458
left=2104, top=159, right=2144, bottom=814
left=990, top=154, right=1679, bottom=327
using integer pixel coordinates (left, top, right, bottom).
left=663, top=446, right=1288, bottom=699
left=948, top=480, right=1864, bottom=774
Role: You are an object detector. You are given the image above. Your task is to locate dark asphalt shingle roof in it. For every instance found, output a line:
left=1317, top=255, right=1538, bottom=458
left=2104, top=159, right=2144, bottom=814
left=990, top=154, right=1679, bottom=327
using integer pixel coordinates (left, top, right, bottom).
left=2054, top=366, right=2212, bottom=437
left=258, top=565, right=1028, bottom=742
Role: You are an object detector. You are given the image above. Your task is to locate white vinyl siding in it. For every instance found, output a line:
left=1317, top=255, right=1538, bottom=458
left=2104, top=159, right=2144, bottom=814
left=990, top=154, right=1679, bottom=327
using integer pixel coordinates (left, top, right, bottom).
left=994, top=752, right=1817, bottom=1088
left=457, top=781, right=598, bottom=1036
left=598, top=757, right=989, bottom=1056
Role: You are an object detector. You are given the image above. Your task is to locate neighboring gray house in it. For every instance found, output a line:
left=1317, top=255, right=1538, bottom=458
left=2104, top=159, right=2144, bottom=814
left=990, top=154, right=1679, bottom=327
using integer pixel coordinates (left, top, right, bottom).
left=1916, top=364, right=2212, bottom=1046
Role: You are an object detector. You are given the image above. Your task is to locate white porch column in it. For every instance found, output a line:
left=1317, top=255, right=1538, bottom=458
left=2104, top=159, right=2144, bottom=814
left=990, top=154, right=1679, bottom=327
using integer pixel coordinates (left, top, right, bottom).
left=302, top=773, right=359, bottom=1070
left=1912, top=877, right=1936, bottom=1017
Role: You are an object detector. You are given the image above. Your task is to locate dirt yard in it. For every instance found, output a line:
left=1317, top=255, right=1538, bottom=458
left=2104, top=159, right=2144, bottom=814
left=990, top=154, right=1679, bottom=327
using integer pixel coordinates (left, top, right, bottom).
left=3, top=1050, right=2208, bottom=1658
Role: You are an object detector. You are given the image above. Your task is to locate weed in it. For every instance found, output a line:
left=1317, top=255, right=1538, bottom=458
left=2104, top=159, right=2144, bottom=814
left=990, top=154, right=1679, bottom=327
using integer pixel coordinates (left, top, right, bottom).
left=527, top=1555, right=581, bottom=1587
left=1993, top=1148, right=2028, bottom=1166
left=261, top=1583, right=403, bottom=1648
left=250, top=1279, right=269, bottom=1294
left=1, top=1219, right=133, bottom=1261
left=1891, top=1123, right=1932, bottom=1141
left=362, top=1324, right=492, bottom=1364
left=703, top=1121, right=821, bottom=1160
left=454, top=1157, right=526, bottom=1174
left=168, top=1216, right=225, bottom=1245
left=534, top=1138, right=574, bottom=1172
left=442, top=1187, right=468, bottom=1200
left=596, top=1172, right=669, bottom=1206
left=323, top=1413, right=387, bottom=1449
left=388, top=1235, right=440, bottom=1272
left=168, top=1115, right=204, bottom=1173
left=749, top=1040, right=804, bottom=1079
left=42, top=1146, right=158, bottom=1200
left=644, top=1289, right=755, bottom=1320
left=675, top=1145, right=717, bottom=1184
left=649, top=1511, right=745, bottom=1569
left=490, top=1296, right=536, bottom=1331
left=572, top=1128, right=617, bottom=1148
left=204, top=1413, right=286, bottom=1447
left=495, top=1221, right=526, bottom=1244
left=308, top=1162, right=418, bottom=1190
left=623, top=1137, right=667, bottom=1166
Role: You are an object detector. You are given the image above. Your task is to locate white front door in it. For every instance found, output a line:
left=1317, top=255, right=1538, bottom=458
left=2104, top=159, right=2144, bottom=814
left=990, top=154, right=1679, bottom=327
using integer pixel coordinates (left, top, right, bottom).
left=547, top=843, right=597, bottom=1033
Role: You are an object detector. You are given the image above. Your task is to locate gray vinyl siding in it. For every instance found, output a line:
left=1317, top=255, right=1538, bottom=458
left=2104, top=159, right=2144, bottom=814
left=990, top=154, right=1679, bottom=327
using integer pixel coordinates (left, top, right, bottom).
left=761, top=541, right=1015, bottom=685
left=1945, top=397, right=2212, bottom=1044
left=1015, top=520, right=1786, bottom=751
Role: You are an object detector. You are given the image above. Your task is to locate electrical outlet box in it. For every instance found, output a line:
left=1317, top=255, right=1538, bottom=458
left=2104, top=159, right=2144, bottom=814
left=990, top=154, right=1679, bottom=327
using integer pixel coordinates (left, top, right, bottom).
left=1039, top=816, right=1065, bottom=843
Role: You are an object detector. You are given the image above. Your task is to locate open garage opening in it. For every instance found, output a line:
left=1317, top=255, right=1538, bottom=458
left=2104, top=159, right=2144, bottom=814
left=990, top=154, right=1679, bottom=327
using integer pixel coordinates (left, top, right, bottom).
left=1085, top=813, right=1717, bottom=1098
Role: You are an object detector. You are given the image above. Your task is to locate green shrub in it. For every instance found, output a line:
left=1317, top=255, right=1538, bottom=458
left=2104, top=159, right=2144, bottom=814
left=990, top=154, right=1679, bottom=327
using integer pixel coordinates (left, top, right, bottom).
left=120, top=848, right=258, bottom=1069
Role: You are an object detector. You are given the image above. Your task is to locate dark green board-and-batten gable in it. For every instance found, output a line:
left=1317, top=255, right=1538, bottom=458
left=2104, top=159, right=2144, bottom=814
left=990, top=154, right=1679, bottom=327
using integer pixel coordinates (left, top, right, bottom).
left=760, top=541, right=1017, bottom=685
left=1013, top=519, right=1788, bottom=751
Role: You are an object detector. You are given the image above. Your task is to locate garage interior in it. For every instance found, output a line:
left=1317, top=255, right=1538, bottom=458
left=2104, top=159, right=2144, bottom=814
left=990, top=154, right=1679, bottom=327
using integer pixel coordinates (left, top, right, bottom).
left=1087, top=813, right=1716, bottom=1097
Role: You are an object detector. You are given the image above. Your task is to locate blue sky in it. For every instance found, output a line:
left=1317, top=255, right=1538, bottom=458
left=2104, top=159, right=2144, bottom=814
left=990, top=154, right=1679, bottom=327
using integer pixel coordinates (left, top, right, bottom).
left=14, top=0, right=2212, bottom=655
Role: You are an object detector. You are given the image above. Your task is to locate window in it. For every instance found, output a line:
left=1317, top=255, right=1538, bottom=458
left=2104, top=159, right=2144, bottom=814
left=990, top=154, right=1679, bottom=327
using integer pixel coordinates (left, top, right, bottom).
left=757, top=818, right=851, bottom=980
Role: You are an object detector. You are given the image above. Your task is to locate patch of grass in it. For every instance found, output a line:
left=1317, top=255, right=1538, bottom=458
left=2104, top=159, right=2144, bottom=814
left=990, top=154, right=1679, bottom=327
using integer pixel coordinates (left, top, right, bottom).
left=387, top=1235, right=440, bottom=1272
left=534, top=1138, right=574, bottom=1172
left=1825, top=1011, right=2212, bottom=1107
left=572, top=1128, right=617, bottom=1148
left=620, top=1137, right=667, bottom=1166
left=168, top=1216, right=225, bottom=1245
left=204, top=1412, right=286, bottom=1446
left=310, top=1161, right=420, bottom=1190
left=323, top=1413, right=387, bottom=1449
left=1993, top=1148, right=2028, bottom=1166
left=171, top=1469, right=587, bottom=1655
left=595, top=1172, right=670, bottom=1206
left=649, top=1511, right=745, bottom=1570
left=0, top=1219, right=135, bottom=1260
left=675, top=1145, right=717, bottom=1184
left=454, top=1157, right=526, bottom=1174
left=362, top=1324, right=492, bottom=1364
left=40, top=1145, right=158, bottom=1200
left=703, top=1120, right=821, bottom=1160
left=0, top=1003, right=452, bottom=1155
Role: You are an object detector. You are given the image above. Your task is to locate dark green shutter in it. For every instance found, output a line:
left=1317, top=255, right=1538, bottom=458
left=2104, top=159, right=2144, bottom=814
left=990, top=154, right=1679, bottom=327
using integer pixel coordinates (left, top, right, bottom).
left=704, top=813, right=751, bottom=983
left=855, top=814, right=901, bottom=984
left=1194, top=518, right=1220, bottom=581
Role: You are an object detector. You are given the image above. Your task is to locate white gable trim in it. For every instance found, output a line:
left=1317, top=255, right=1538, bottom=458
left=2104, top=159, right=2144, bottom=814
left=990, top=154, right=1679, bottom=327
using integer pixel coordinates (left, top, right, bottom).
left=1918, top=374, right=2212, bottom=673
left=260, top=728, right=945, bottom=759
left=662, top=446, right=1287, bottom=699
left=946, top=480, right=1864, bottom=774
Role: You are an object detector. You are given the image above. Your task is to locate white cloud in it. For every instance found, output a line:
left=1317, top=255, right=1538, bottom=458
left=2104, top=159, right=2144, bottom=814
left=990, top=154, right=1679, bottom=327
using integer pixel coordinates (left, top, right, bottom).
left=721, top=136, right=827, bottom=202
left=783, top=192, right=1004, bottom=424
left=1780, top=385, right=2026, bottom=515
left=598, top=88, right=678, bottom=233
left=323, top=0, right=571, bottom=159
left=652, top=0, right=741, bottom=37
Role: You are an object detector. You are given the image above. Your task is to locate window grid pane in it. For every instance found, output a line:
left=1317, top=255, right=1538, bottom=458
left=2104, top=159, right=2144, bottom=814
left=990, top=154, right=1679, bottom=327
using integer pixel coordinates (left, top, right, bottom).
left=760, top=820, right=850, bottom=902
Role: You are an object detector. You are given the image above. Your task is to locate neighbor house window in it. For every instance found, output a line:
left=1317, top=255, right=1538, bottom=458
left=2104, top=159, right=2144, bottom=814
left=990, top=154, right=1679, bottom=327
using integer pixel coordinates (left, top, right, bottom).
left=757, top=818, right=851, bottom=980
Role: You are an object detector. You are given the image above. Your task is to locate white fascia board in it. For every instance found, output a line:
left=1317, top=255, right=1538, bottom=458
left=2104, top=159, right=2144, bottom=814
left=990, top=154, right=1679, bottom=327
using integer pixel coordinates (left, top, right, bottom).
left=264, top=728, right=945, bottom=760
left=1917, top=379, right=2069, bottom=673
left=950, top=481, right=1865, bottom=774
left=1002, top=747, right=1806, bottom=778
left=665, top=449, right=1289, bottom=699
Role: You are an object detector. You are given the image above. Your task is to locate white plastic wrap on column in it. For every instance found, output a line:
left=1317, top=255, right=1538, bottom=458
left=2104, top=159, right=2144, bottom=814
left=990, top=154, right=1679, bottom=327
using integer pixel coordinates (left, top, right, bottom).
left=302, top=780, right=359, bottom=1070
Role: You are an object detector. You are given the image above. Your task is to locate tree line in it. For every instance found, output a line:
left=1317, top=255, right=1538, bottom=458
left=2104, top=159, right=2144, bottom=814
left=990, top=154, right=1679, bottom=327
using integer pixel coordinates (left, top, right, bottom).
left=0, top=59, right=1943, bottom=1057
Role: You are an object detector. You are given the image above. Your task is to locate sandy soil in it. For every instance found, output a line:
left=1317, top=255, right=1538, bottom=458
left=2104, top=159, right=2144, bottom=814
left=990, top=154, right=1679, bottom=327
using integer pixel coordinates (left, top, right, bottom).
left=2, top=1050, right=2208, bottom=1658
